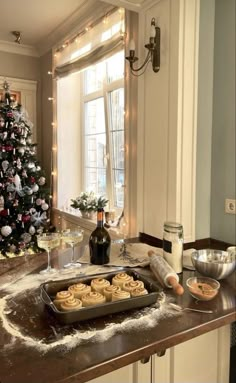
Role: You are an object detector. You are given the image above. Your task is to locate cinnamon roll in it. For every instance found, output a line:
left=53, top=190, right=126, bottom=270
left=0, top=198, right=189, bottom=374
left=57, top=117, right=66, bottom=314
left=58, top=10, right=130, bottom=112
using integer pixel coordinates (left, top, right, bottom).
left=81, top=292, right=106, bottom=307
left=111, top=290, right=131, bottom=302
left=91, top=278, right=110, bottom=293
left=123, top=280, right=144, bottom=293
left=60, top=297, right=82, bottom=312
left=53, top=290, right=74, bottom=309
left=103, top=285, right=121, bottom=302
left=130, top=287, right=149, bottom=297
left=112, top=272, right=133, bottom=288
left=68, top=283, right=91, bottom=299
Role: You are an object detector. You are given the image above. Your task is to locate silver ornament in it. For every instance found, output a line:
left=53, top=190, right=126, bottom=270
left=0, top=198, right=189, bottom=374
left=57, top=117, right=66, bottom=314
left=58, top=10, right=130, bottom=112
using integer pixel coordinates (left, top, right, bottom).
left=1, top=225, right=12, bottom=237
left=21, top=233, right=32, bottom=244
left=38, top=177, right=46, bottom=186
left=2, top=160, right=9, bottom=172
left=29, top=225, right=36, bottom=235
left=32, top=184, right=39, bottom=193
left=41, top=203, right=49, bottom=211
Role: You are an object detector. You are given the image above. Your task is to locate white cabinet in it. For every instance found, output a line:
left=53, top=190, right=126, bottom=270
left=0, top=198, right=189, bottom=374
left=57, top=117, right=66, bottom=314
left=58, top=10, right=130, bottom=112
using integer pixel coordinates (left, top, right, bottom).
left=153, top=325, right=230, bottom=383
left=88, top=362, right=151, bottom=383
left=88, top=325, right=231, bottom=383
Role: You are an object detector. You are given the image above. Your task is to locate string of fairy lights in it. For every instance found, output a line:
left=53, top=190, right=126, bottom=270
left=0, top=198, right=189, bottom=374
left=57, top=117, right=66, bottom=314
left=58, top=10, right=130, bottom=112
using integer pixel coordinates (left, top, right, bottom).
left=47, top=7, right=125, bottom=219
left=53, top=7, right=125, bottom=59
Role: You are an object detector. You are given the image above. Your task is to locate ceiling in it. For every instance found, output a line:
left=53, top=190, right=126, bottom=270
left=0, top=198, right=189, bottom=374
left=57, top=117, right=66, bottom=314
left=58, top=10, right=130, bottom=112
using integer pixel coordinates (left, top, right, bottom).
left=0, top=0, right=86, bottom=47
left=0, top=0, right=147, bottom=56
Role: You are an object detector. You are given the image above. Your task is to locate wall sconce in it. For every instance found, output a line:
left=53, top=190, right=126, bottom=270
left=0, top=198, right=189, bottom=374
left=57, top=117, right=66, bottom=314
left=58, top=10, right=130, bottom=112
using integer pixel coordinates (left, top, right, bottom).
left=126, top=18, right=160, bottom=75
left=11, top=31, right=21, bottom=44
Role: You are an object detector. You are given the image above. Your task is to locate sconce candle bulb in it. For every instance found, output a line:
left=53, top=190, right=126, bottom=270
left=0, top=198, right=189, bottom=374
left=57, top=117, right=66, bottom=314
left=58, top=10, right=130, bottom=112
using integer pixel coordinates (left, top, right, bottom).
left=126, top=17, right=160, bottom=75
left=129, top=39, right=135, bottom=51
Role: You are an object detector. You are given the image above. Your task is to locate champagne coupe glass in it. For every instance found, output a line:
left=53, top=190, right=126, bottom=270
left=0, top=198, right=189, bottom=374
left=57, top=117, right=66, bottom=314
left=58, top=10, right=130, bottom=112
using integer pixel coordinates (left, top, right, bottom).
left=62, top=228, right=84, bottom=269
left=37, top=233, right=61, bottom=275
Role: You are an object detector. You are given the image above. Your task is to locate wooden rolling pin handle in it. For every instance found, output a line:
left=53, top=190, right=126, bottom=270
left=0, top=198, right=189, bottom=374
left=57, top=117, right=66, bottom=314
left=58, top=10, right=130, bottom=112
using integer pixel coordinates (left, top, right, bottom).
left=166, top=276, right=184, bottom=296
left=148, top=250, right=184, bottom=296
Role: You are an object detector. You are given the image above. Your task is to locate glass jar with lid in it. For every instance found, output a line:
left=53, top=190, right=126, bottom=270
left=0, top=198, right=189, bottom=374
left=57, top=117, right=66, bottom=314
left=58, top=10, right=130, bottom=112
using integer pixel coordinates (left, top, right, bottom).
left=163, top=222, right=183, bottom=273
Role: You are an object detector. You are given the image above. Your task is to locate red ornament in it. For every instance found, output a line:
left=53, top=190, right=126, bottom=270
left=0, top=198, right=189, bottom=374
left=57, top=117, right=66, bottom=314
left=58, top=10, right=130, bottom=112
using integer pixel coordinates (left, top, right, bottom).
left=30, top=176, right=35, bottom=184
left=0, top=209, right=8, bottom=217
left=6, top=145, right=13, bottom=151
left=22, top=215, right=31, bottom=223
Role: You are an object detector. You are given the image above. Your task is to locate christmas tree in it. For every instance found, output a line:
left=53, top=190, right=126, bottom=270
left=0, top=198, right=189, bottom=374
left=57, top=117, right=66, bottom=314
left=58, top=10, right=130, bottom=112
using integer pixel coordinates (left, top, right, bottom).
left=0, top=80, right=51, bottom=257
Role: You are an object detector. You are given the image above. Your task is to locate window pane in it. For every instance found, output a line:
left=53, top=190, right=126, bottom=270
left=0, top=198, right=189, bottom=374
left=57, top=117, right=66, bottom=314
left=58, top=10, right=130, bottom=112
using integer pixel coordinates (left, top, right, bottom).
left=109, top=88, right=124, bottom=131
left=85, top=167, right=106, bottom=196
left=85, top=98, right=105, bottom=134
left=84, top=62, right=105, bottom=95
left=85, top=134, right=106, bottom=169
left=111, top=131, right=124, bottom=169
left=109, top=87, right=124, bottom=208
left=107, top=51, right=124, bottom=83
left=113, top=170, right=124, bottom=208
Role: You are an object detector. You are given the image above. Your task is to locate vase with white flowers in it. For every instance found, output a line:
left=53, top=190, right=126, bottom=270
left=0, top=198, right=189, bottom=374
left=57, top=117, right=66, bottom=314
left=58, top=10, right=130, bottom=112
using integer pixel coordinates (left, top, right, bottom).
left=71, top=192, right=108, bottom=219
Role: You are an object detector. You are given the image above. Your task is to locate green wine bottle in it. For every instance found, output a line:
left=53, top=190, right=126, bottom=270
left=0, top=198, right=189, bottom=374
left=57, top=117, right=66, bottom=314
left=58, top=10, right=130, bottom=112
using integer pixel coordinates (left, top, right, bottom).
left=89, top=208, right=111, bottom=265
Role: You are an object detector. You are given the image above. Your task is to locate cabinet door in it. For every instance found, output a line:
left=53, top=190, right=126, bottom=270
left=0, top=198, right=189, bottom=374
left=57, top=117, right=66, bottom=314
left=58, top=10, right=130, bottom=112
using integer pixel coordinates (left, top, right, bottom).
left=88, top=364, right=134, bottom=383
left=170, top=326, right=230, bottom=383
left=152, top=350, right=171, bottom=383
left=88, top=359, right=151, bottom=383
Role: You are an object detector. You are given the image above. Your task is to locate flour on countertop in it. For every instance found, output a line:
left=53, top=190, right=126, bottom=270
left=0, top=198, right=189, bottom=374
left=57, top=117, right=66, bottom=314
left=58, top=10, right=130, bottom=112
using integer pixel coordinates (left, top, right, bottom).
left=0, top=272, right=181, bottom=353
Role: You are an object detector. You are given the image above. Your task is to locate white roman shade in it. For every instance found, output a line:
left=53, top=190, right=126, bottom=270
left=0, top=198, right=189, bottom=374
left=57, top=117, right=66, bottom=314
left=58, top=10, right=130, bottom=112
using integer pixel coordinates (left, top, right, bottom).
left=54, top=8, right=125, bottom=78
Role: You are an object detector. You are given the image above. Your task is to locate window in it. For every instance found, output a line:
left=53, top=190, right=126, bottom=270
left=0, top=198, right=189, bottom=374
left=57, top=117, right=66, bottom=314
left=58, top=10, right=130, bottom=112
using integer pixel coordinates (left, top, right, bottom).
left=82, top=51, right=124, bottom=210
left=55, top=10, right=125, bottom=215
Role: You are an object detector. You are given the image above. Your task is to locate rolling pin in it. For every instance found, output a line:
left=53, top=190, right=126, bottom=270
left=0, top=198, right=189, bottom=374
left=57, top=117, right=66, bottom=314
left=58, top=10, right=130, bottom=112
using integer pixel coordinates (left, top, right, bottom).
left=148, top=250, right=184, bottom=295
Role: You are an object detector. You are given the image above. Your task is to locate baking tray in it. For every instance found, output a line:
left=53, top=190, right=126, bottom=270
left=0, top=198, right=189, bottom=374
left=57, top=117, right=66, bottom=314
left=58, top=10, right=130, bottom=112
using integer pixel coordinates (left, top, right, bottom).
left=40, top=269, right=162, bottom=324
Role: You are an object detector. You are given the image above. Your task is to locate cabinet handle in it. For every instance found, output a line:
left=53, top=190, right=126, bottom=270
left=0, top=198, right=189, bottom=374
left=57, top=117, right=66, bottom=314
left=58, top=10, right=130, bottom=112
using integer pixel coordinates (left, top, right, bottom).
left=156, top=350, right=166, bottom=357
left=140, top=356, right=150, bottom=364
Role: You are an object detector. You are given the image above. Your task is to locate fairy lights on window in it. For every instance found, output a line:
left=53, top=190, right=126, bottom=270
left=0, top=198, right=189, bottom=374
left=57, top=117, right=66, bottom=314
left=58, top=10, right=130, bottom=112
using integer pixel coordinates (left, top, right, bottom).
left=53, top=8, right=124, bottom=56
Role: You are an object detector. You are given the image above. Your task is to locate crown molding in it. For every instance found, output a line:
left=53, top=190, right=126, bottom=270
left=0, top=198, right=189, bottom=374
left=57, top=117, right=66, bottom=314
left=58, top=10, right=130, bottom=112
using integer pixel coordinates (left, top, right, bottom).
left=37, top=0, right=109, bottom=56
left=102, top=0, right=154, bottom=12
left=0, top=40, right=39, bottom=57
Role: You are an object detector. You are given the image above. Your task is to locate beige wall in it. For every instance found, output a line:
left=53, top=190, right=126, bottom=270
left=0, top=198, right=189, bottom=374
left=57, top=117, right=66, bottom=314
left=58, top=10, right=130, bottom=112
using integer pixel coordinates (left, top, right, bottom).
left=0, top=50, right=40, bottom=80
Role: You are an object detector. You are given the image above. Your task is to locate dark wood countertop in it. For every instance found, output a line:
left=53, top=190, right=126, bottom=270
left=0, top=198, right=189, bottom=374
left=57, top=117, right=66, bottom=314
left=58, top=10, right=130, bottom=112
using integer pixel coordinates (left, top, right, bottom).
left=0, top=250, right=235, bottom=383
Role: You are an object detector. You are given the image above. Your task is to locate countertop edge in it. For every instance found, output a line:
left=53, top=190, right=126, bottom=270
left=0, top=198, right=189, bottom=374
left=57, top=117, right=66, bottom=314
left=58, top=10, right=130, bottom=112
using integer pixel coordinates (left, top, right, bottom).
left=57, top=311, right=235, bottom=383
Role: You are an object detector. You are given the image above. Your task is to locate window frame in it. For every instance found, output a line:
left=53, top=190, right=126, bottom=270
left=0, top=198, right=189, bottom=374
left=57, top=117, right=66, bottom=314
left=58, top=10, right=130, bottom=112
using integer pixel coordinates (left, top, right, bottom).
left=80, top=57, right=124, bottom=215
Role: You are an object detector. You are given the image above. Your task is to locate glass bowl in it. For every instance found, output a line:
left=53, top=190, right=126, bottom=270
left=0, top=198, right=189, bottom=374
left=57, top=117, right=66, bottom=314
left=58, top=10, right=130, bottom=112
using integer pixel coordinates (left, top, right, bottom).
left=186, top=276, right=220, bottom=301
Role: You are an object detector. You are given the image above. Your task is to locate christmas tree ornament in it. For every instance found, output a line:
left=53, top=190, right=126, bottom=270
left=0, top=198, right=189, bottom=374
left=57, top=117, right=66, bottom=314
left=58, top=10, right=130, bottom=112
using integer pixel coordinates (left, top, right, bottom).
left=38, top=176, right=46, bottom=186
left=32, top=184, right=39, bottom=193
left=21, top=233, right=32, bottom=244
left=31, top=211, right=47, bottom=226
left=26, top=188, right=33, bottom=195
left=1, top=225, right=12, bottom=237
left=41, top=203, right=49, bottom=211
left=18, top=148, right=25, bottom=155
left=2, top=160, right=9, bottom=172
left=29, top=225, right=36, bottom=235
left=36, top=198, right=42, bottom=206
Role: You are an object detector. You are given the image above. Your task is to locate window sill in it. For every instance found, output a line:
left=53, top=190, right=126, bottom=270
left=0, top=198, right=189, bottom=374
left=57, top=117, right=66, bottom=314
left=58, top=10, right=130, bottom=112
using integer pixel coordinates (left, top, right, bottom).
left=51, top=208, right=122, bottom=240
